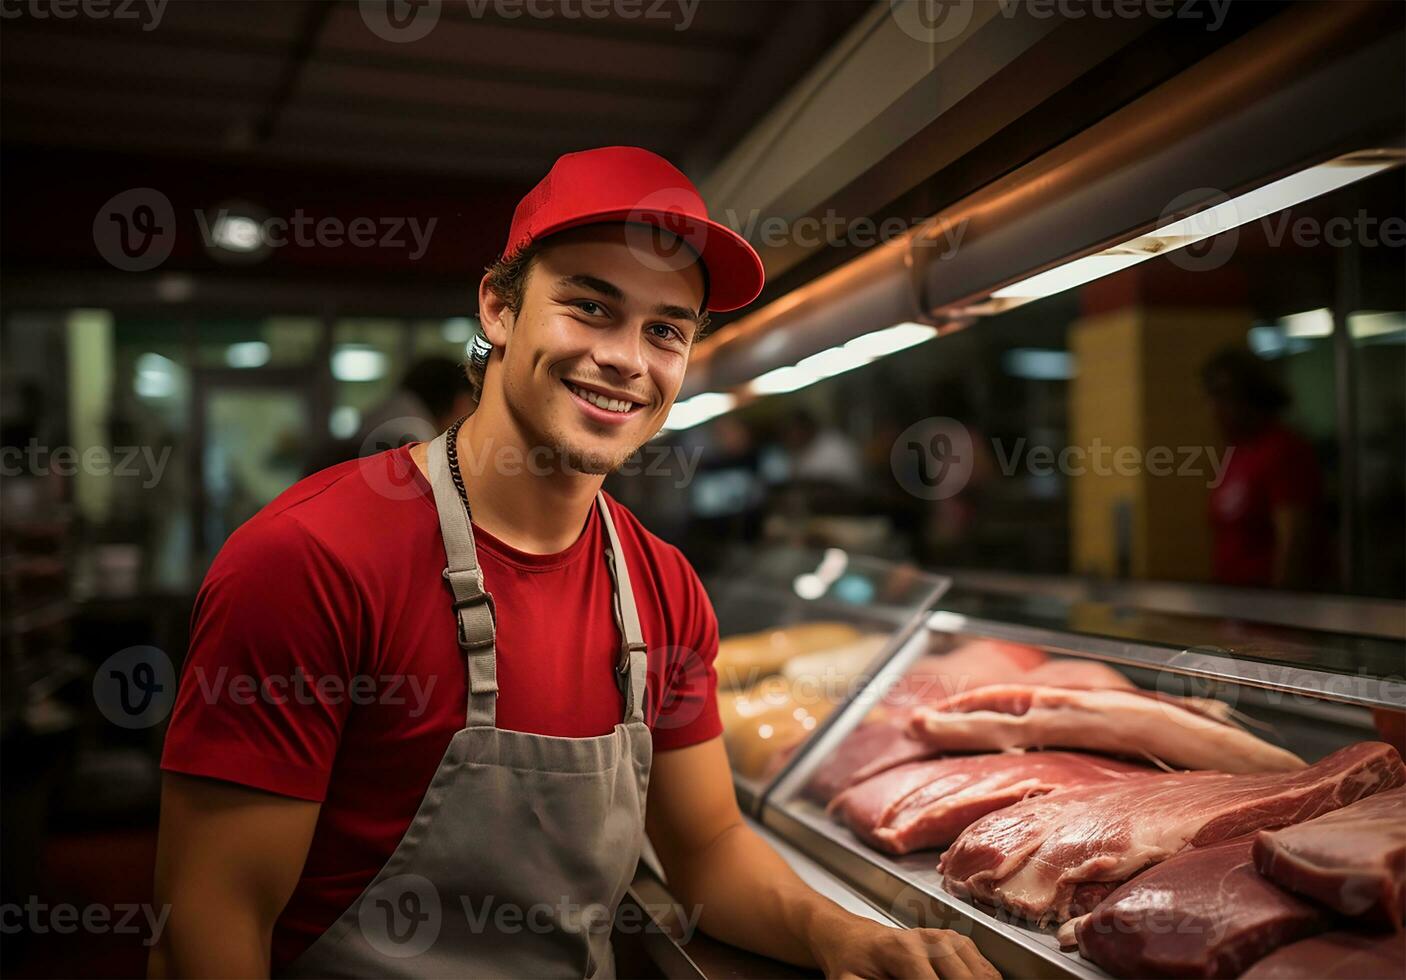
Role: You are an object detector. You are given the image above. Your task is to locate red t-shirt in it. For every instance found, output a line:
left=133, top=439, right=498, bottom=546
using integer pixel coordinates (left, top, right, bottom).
left=1209, top=422, right=1323, bottom=587
left=160, top=445, right=721, bottom=969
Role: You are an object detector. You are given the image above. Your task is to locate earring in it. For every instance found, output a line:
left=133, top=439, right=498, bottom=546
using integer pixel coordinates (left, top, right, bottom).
left=469, top=332, right=493, bottom=372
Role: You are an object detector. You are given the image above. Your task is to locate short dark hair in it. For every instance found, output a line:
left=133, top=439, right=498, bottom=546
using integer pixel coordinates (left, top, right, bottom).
left=1202, top=346, right=1291, bottom=413
left=473, top=231, right=714, bottom=399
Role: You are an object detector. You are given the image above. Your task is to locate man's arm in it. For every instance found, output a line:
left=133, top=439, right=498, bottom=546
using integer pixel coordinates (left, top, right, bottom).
left=149, top=774, right=320, bottom=979
left=646, top=737, right=1000, bottom=979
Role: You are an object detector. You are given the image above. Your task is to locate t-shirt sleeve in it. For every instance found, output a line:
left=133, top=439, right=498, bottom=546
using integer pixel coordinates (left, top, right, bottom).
left=160, top=514, right=361, bottom=801
left=651, top=549, right=722, bottom=752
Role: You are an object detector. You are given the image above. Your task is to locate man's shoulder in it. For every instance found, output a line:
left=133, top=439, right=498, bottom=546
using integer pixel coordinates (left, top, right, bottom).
left=219, top=450, right=430, bottom=574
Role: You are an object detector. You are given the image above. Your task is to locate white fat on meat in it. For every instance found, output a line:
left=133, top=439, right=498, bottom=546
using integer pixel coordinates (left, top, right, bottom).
left=908, top=684, right=1304, bottom=773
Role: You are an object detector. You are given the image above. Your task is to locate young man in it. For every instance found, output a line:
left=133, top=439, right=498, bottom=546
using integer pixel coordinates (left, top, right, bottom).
left=152, top=147, right=998, bottom=979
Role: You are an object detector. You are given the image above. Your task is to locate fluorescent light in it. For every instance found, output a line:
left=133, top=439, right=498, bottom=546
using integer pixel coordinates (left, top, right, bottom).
left=1348, top=311, right=1406, bottom=341
left=134, top=352, right=178, bottom=398
left=845, top=322, right=937, bottom=358
left=441, top=318, right=475, bottom=344
left=750, top=364, right=818, bottom=395
left=988, top=152, right=1401, bottom=306
left=796, top=345, right=868, bottom=379
left=330, top=406, right=360, bottom=439
left=1280, top=308, right=1333, bottom=338
left=1003, top=348, right=1076, bottom=380
left=332, top=344, right=388, bottom=382
left=993, top=253, right=1147, bottom=301
left=746, top=322, right=939, bottom=398
left=225, top=341, right=271, bottom=369
left=211, top=214, right=264, bottom=253
left=661, top=392, right=736, bottom=432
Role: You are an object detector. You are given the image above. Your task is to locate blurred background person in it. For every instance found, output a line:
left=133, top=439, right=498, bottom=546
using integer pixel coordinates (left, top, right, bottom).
left=305, top=355, right=474, bottom=473
left=1202, top=346, right=1327, bottom=590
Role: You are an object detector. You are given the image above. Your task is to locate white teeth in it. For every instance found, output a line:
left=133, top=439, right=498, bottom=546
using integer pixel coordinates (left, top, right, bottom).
left=568, top=382, right=635, bottom=414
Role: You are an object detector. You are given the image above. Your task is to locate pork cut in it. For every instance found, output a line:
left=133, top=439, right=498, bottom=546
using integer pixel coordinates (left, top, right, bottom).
left=829, top=752, right=1149, bottom=855
left=939, top=741, right=1405, bottom=925
left=1070, top=837, right=1326, bottom=979
left=1240, top=932, right=1406, bottom=980
left=1253, top=786, right=1406, bottom=928
left=909, top=684, right=1305, bottom=773
left=803, top=721, right=940, bottom=803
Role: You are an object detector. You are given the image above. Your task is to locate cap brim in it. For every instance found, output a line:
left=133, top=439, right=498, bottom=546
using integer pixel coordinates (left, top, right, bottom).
left=525, top=208, right=765, bottom=313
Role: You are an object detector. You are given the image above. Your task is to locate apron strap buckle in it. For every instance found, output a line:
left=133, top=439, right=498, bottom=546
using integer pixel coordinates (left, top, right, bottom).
left=451, top=589, right=497, bottom=651
left=617, top=640, right=648, bottom=675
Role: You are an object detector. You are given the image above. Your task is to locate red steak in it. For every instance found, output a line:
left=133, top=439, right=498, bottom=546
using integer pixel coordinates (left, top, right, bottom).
left=1071, top=837, right=1326, bottom=979
left=829, top=752, right=1149, bottom=855
left=1253, top=786, right=1406, bottom=928
left=940, top=742, right=1405, bottom=925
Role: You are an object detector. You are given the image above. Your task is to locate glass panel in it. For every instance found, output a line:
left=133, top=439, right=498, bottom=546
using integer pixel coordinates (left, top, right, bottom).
left=634, top=167, right=1404, bottom=599
left=201, top=387, right=312, bottom=549
left=708, top=548, right=947, bottom=799
left=193, top=315, right=321, bottom=369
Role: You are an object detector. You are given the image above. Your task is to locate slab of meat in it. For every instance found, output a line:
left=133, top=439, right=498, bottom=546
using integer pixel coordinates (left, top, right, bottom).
left=1240, top=932, right=1406, bottom=980
left=1069, top=837, right=1326, bottom=978
left=909, top=684, right=1305, bottom=773
left=1021, top=660, right=1133, bottom=690
left=803, top=721, right=940, bottom=803
left=1252, top=786, right=1406, bottom=928
left=940, top=742, right=1405, bottom=925
left=829, top=752, right=1149, bottom=855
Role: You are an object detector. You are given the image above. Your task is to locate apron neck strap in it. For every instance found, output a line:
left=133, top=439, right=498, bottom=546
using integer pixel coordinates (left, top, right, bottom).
left=428, top=431, right=649, bottom=729
left=428, top=431, right=499, bottom=728
left=596, top=493, right=648, bottom=726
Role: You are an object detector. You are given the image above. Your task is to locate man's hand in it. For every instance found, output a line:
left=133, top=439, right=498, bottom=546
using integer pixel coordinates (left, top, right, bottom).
left=647, top=738, right=1001, bottom=979
left=809, top=914, right=1000, bottom=980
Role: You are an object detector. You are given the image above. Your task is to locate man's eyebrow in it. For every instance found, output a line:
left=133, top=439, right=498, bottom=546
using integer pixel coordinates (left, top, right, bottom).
left=559, top=274, right=702, bottom=329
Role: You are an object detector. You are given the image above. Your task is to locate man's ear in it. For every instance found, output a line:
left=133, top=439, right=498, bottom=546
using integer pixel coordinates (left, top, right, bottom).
left=477, top=273, right=512, bottom=348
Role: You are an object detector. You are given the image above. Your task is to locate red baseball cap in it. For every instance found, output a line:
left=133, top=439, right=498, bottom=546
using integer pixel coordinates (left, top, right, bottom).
left=502, top=146, right=765, bottom=313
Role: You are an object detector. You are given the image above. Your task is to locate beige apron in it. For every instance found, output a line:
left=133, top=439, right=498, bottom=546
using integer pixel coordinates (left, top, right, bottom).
left=282, top=430, right=653, bottom=978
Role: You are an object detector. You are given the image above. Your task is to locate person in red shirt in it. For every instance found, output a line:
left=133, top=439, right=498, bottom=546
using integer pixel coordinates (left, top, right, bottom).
left=1203, top=347, right=1326, bottom=590
left=151, top=147, right=996, bottom=979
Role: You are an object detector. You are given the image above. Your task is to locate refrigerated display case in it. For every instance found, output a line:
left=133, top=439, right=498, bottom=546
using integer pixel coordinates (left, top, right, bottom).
left=708, top=551, right=1405, bottom=979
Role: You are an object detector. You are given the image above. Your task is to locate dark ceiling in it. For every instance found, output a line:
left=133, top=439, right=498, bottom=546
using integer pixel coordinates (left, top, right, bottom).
left=0, top=0, right=876, bottom=183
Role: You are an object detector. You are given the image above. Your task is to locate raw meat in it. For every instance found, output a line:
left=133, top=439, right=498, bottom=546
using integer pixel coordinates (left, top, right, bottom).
left=874, top=640, right=1047, bottom=718
left=1021, top=660, right=1134, bottom=690
left=909, top=684, right=1305, bottom=773
left=829, top=752, right=1149, bottom=855
left=1070, top=837, right=1326, bottom=979
left=803, top=721, right=940, bottom=803
left=1240, top=932, right=1406, bottom=980
left=1253, top=786, right=1406, bottom=928
left=940, top=741, right=1405, bottom=925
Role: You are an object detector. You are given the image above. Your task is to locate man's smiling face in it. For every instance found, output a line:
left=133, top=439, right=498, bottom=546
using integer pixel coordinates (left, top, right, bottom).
left=479, top=223, right=707, bottom=474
